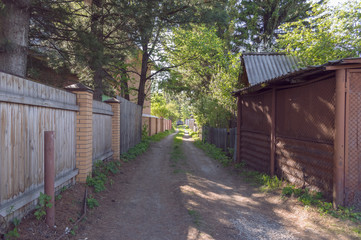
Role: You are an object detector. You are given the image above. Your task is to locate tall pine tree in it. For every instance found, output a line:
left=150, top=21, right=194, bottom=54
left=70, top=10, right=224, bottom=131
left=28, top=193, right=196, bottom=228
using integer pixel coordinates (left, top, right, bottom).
left=233, top=0, right=312, bottom=52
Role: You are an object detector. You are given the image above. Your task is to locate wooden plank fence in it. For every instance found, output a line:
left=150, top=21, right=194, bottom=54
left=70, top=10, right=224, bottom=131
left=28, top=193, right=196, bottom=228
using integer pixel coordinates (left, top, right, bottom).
left=116, top=96, right=142, bottom=154
left=0, top=72, right=78, bottom=218
left=92, top=100, right=113, bottom=162
left=202, top=126, right=237, bottom=156
left=0, top=72, right=173, bottom=223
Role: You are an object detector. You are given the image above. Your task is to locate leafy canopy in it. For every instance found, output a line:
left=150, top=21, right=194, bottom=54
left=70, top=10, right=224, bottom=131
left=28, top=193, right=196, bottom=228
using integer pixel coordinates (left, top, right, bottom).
left=277, top=1, right=361, bottom=66
left=162, top=25, right=241, bottom=127
left=232, top=0, right=312, bottom=52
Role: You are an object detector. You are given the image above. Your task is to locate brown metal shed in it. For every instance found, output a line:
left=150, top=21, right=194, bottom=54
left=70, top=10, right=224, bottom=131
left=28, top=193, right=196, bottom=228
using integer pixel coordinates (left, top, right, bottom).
left=234, top=52, right=361, bottom=207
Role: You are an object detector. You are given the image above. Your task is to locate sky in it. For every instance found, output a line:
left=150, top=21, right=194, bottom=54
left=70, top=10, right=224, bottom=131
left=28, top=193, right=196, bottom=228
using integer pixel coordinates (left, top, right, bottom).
left=328, top=0, right=352, bottom=6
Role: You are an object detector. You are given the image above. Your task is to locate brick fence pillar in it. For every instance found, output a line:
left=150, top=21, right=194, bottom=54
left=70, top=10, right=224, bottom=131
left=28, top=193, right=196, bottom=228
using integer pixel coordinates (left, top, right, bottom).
left=105, top=98, right=120, bottom=160
left=65, top=83, right=93, bottom=183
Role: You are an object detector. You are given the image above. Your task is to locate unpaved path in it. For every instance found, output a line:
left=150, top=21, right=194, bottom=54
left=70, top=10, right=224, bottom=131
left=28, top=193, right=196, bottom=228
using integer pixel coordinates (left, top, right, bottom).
left=76, top=131, right=359, bottom=240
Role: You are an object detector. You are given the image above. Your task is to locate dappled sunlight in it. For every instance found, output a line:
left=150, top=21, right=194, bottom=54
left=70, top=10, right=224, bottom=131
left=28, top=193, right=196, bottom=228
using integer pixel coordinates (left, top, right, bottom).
left=187, top=226, right=215, bottom=240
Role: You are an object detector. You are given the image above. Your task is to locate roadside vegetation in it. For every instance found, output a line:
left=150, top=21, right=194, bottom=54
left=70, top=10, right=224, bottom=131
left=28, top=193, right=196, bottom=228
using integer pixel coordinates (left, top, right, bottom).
left=188, top=128, right=232, bottom=167
left=170, top=127, right=185, bottom=174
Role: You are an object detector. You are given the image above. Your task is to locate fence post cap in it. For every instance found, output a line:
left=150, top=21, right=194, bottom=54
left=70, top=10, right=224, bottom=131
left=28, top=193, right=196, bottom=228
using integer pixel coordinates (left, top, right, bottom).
left=64, top=83, right=94, bottom=93
left=104, top=98, right=120, bottom=103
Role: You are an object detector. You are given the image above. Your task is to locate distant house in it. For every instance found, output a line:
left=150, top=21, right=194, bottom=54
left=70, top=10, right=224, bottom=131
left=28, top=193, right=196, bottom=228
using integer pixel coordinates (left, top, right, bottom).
left=234, top=52, right=361, bottom=207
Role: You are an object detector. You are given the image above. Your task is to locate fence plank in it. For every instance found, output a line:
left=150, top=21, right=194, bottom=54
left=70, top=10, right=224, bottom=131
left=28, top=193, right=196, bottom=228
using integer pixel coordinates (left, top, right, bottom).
left=0, top=72, right=77, bottom=214
left=116, top=96, right=142, bottom=154
left=92, top=101, right=113, bottom=162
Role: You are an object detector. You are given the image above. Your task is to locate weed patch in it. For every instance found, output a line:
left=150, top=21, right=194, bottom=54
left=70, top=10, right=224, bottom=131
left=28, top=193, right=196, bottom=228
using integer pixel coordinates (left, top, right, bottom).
left=121, top=129, right=175, bottom=162
left=281, top=184, right=361, bottom=222
left=193, top=140, right=232, bottom=167
left=34, top=192, right=53, bottom=220
left=171, top=129, right=184, bottom=162
left=239, top=169, right=283, bottom=191
left=86, top=159, right=122, bottom=193
left=187, top=129, right=232, bottom=167
left=188, top=209, right=201, bottom=227
left=86, top=195, right=99, bottom=209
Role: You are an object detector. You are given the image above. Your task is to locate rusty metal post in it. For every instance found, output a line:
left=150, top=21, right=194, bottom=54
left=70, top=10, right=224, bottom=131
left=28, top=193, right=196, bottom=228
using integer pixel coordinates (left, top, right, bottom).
left=270, top=88, right=276, bottom=176
left=333, top=69, right=346, bottom=207
left=236, top=95, right=242, bottom=163
left=44, top=131, right=55, bottom=227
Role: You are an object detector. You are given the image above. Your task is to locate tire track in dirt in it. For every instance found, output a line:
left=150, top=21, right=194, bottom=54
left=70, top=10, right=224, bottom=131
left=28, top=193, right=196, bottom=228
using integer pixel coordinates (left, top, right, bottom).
left=77, top=132, right=192, bottom=240
left=178, top=132, right=358, bottom=240
left=75, top=130, right=359, bottom=240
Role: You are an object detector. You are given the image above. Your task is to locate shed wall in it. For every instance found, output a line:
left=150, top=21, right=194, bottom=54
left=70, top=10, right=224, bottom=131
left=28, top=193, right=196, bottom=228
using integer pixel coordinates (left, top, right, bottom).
left=346, top=69, right=361, bottom=206
left=239, top=77, right=336, bottom=196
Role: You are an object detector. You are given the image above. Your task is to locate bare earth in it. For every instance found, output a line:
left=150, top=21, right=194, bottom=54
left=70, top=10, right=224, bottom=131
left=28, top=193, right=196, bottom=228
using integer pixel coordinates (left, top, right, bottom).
left=17, top=131, right=360, bottom=240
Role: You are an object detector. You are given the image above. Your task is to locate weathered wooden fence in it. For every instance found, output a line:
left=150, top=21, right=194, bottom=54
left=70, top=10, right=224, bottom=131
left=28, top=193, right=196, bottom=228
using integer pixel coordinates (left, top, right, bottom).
left=202, top=126, right=237, bottom=156
left=117, top=96, right=142, bottom=154
left=0, top=72, right=78, bottom=219
left=0, top=72, right=174, bottom=223
left=92, top=100, right=113, bottom=162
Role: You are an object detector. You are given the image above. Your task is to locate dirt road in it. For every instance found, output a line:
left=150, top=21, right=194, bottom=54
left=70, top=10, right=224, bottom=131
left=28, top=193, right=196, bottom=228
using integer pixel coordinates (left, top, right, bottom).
left=76, top=131, right=358, bottom=240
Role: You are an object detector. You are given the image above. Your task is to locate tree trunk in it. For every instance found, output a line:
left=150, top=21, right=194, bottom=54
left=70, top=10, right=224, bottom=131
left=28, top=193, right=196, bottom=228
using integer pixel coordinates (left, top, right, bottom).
left=93, top=67, right=103, bottom=100
left=90, top=0, right=104, bottom=101
left=120, top=68, right=130, bottom=100
left=137, top=47, right=149, bottom=108
left=0, top=0, right=30, bottom=77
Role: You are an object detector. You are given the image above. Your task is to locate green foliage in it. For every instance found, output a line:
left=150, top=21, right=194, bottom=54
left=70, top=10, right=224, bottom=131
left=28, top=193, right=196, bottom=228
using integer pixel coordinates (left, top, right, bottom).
left=142, top=124, right=149, bottom=139
left=120, top=141, right=150, bottom=162
left=86, top=195, right=99, bottom=209
left=4, top=218, right=21, bottom=240
left=121, top=129, right=175, bottom=162
left=239, top=170, right=283, bottom=191
left=193, top=140, right=232, bottom=167
left=4, top=227, right=20, bottom=240
left=151, top=93, right=180, bottom=122
left=86, top=172, right=107, bottom=193
left=55, top=194, right=62, bottom=201
left=188, top=209, right=201, bottom=227
left=69, top=225, right=78, bottom=236
left=86, top=160, right=122, bottom=192
left=171, top=128, right=185, bottom=163
left=282, top=185, right=361, bottom=222
left=34, top=192, right=53, bottom=220
left=352, top=227, right=361, bottom=237
left=232, top=0, right=312, bottom=51
left=162, top=25, right=241, bottom=128
left=282, top=185, right=294, bottom=197
left=277, top=1, right=361, bottom=65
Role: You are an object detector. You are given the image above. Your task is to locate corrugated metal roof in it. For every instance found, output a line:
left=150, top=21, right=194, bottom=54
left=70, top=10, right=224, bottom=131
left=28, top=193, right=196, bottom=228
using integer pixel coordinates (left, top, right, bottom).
left=243, top=52, right=302, bottom=86
left=233, top=55, right=361, bottom=96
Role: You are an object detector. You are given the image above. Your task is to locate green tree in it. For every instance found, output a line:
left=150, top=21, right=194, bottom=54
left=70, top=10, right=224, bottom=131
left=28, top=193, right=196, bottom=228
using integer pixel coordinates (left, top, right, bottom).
left=117, top=0, right=228, bottom=107
left=151, top=93, right=180, bottom=121
left=162, top=25, right=241, bottom=128
left=277, top=1, right=361, bottom=66
left=232, top=0, right=312, bottom=52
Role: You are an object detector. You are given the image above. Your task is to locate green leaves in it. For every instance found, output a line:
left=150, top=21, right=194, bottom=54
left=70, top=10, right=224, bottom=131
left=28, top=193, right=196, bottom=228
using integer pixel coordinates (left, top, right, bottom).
left=163, top=25, right=241, bottom=127
left=277, top=1, right=361, bottom=66
left=232, top=0, right=312, bottom=51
